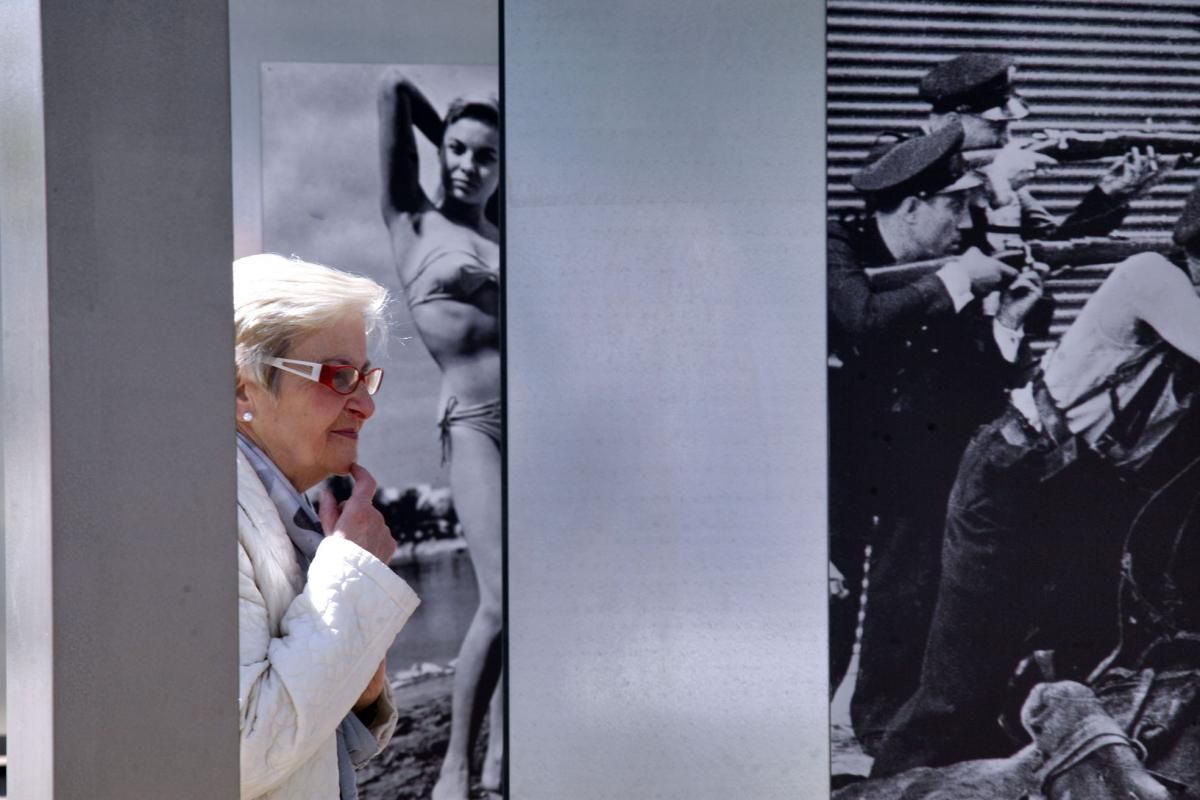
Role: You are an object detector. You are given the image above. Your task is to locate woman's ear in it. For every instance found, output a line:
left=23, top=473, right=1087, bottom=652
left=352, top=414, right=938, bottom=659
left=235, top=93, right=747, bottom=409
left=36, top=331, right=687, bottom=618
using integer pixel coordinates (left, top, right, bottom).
left=235, top=376, right=255, bottom=421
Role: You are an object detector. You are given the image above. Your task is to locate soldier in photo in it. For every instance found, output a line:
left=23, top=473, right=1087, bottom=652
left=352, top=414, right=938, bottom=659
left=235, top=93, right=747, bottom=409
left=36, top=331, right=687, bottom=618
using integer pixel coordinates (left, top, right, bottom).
left=921, top=53, right=1165, bottom=250
left=872, top=177, right=1200, bottom=777
left=827, top=119, right=1045, bottom=754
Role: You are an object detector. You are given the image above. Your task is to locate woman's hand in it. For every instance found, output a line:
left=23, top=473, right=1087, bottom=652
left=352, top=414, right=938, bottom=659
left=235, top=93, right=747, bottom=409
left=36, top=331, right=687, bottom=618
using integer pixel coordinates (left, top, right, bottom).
left=377, top=69, right=409, bottom=105
left=378, top=69, right=444, bottom=149
left=319, top=463, right=397, bottom=564
left=353, top=660, right=388, bottom=715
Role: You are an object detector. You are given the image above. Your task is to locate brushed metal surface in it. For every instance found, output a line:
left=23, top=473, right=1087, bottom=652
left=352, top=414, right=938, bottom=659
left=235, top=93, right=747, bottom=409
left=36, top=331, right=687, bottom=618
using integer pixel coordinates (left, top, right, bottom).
left=2, top=1, right=237, bottom=796
left=505, top=2, right=828, bottom=798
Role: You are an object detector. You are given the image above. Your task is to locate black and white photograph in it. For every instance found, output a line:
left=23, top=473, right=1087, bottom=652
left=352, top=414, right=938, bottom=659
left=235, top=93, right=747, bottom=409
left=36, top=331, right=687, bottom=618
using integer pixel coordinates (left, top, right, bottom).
left=260, top=62, right=501, bottom=799
left=827, top=1, right=1200, bottom=796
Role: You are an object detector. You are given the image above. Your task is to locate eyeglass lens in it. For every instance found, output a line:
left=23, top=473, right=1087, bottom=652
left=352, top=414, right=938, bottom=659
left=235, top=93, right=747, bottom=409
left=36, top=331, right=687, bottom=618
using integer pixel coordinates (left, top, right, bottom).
left=328, top=365, right=383, bottom=395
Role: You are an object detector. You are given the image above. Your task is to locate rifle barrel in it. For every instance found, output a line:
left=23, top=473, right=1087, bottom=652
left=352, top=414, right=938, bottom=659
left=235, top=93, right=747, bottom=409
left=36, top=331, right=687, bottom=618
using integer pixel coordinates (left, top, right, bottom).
left=964, top=130, right=1200, bottom=167
left=863, top=237, right=1180, bottom=290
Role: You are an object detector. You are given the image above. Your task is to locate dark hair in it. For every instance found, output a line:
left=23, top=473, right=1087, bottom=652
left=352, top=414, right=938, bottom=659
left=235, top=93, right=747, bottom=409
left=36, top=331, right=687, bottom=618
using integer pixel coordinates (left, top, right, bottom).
left=866, top=192, right=907, bottom=215
left=443, top=97, right=499, bottom=133
left=441, top=96, right=501, bottom=223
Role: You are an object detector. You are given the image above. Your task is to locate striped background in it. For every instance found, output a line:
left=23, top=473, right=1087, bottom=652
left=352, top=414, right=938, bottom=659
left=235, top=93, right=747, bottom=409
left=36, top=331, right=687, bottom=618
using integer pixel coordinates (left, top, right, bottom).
left=827, top=0, right=1200, bottom=348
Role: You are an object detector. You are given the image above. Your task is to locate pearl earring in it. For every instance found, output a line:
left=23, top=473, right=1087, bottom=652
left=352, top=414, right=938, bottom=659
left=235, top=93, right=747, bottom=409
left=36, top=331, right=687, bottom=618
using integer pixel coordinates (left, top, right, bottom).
left=242, top=411, right=253, bottom=422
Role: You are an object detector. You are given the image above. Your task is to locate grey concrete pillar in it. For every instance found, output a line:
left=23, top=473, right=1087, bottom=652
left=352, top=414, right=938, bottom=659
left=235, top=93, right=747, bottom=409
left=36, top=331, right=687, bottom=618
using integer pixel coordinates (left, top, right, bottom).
left=0, top=2, right=238, bottom=797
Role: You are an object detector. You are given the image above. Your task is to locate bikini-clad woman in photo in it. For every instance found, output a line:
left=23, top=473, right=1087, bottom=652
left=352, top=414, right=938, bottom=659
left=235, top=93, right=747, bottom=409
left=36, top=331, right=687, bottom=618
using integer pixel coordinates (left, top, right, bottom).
left=378, top=73, right=502, bottom=800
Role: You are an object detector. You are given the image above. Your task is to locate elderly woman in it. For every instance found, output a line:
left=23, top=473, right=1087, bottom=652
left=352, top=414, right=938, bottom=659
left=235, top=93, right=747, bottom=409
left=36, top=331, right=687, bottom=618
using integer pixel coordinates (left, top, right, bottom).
left=234, top=253, right=419, bottom=800
left=377, top=74, right=502, bottom=800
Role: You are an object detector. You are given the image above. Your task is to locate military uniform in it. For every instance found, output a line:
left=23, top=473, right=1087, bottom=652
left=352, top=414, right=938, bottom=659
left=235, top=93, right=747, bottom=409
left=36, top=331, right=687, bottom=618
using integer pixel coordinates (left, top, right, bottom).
left=920, top=53, right=1134, bottom=248
left=827, top=122, right=1025, bottom=754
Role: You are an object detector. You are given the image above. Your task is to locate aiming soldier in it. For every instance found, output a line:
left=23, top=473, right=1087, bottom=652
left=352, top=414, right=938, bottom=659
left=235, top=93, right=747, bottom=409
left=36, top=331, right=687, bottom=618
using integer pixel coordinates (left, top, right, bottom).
left=828, top=120, right=1044, bottom=754
left=920, top=53, right=1164, bottom=249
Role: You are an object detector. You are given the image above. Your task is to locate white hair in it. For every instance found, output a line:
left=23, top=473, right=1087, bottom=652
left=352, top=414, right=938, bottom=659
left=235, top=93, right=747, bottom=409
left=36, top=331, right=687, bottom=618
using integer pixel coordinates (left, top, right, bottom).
left=234, top=253, right=390, bottom=390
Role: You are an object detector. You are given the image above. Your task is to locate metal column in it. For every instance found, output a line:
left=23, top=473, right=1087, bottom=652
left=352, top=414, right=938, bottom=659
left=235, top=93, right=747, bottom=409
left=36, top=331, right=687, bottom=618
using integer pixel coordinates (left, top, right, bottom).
left=0, top=2, right=238, bottom=796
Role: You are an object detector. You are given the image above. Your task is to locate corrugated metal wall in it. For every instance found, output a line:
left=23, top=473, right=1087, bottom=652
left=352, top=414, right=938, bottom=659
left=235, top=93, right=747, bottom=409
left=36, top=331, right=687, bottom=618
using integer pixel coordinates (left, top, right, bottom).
left=828, top=0, right=1200, bottom=348
left=829, top=0, right=1200, bottom=232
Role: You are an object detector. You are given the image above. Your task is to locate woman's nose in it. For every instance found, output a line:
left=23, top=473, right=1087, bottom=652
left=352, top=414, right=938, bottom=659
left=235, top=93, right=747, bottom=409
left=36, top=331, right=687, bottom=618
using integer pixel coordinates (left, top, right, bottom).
left=347, top=385, right=375, bottom=420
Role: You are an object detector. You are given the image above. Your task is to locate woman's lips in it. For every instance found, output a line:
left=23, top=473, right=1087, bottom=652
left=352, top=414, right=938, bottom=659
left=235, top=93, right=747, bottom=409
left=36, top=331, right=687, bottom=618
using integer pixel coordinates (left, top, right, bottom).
left=332, top=429, right=359, bottom=440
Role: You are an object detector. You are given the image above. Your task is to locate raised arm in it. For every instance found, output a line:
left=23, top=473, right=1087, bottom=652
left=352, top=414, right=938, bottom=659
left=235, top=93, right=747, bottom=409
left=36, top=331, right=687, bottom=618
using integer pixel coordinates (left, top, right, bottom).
left=377, top=76, right=441, bottom=224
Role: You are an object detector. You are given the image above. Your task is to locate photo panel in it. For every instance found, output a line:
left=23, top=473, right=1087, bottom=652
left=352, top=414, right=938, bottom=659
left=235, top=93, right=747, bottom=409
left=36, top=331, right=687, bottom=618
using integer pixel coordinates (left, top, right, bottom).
left=828, top=0, right=1200, bottom=793
left=0, top=0, right=840, bottom=797
left=259, top=60, right=501, bottom=799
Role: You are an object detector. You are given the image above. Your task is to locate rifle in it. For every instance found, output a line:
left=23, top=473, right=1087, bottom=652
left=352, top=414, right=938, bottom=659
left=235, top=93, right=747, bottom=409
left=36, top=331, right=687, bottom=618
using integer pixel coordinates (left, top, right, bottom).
left=964, top=129, right=1200, bottom=167
left=864, top=237, right=1182, bottom=291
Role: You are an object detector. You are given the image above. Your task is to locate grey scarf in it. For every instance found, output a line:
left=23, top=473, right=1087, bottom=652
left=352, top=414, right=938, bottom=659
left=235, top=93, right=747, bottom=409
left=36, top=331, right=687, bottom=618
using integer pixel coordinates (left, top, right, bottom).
left=237, top=432, right=381, bottom=800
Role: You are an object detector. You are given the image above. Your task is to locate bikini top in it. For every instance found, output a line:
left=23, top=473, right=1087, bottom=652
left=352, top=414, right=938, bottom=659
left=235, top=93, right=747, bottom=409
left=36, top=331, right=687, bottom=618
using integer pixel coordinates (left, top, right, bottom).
left=403, top=246, right=499, bottom=309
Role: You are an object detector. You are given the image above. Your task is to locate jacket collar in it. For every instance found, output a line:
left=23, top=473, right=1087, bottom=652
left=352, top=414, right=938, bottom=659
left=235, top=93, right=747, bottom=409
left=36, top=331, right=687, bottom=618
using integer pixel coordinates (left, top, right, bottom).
left=861, top=215, right=900, bottom=267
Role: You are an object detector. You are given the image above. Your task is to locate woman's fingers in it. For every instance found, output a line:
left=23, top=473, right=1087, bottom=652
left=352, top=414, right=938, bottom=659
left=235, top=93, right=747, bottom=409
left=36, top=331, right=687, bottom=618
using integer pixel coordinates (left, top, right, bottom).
left=349, top=462, right=377, bottom=500
left=328, top=464, right=395, bottom=563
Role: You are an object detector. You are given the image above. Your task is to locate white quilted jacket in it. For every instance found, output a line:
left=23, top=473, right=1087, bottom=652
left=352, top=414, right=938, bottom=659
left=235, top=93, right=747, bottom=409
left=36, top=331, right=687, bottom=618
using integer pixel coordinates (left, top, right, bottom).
left=237, top=451, right=420, bottom=799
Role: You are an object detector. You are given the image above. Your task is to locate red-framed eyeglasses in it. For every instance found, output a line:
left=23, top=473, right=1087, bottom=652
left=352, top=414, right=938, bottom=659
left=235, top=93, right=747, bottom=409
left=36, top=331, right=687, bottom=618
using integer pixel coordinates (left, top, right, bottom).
left=267, top=357, right=384, bottom=396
